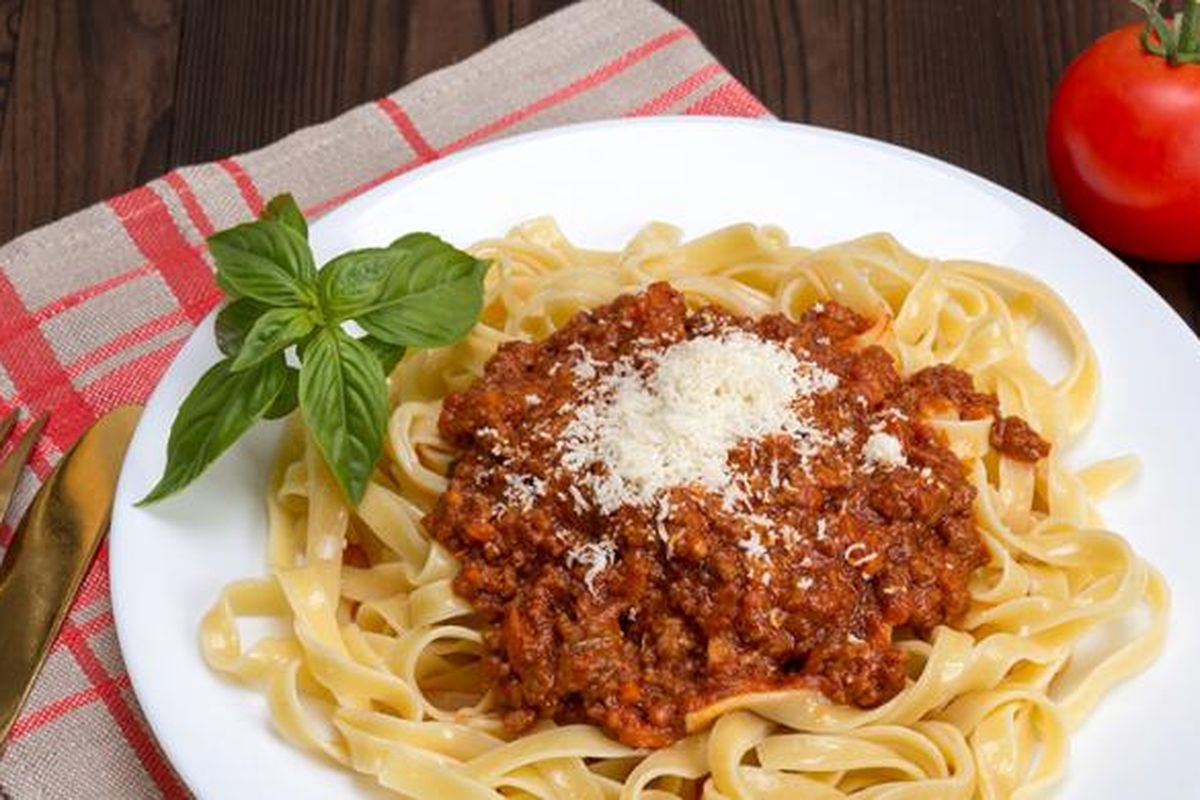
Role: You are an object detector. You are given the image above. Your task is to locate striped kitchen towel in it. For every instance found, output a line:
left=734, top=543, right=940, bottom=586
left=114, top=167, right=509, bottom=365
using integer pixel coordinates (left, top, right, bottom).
left=0, top=0, right=768, bottom=797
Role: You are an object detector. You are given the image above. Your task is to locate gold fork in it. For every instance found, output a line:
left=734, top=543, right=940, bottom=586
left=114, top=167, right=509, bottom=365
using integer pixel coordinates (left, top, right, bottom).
left=0, top=410, right=50, bottom=744
left=0, top=406, right=139, bottom=750
left=0, top=411, right=48, bottom=526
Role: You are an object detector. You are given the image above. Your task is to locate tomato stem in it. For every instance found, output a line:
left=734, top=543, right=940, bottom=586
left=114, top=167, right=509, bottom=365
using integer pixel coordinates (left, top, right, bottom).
left=1180, top=0, right=1200, bottom=57
left=1131, top=0, right=1200, bottom=63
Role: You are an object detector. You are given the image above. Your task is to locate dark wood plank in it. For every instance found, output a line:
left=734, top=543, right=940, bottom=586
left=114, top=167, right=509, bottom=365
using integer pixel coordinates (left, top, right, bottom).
left=168, top=0, right=578, bottom=167
left=401, top=0, right=488, bottom=79
left=171, top=0, right=405, bottom=165
left=663, top=0, right=1143, bottom=213
left=484, top=1, right=576, bottom=38
left=0, top=0, right=182, bottom=243
left=169, top=0, right=487, bottom=167
left=0, top=0, right=22, bottom=136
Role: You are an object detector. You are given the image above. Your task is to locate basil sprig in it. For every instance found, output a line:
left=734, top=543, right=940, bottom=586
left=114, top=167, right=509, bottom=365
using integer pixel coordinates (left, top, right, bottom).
left=139, top=193, right=489, bottom=506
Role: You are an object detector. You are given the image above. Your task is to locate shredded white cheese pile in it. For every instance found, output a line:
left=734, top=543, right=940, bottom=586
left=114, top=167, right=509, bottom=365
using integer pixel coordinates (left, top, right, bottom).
left=559, top=331, right=839, bottom=514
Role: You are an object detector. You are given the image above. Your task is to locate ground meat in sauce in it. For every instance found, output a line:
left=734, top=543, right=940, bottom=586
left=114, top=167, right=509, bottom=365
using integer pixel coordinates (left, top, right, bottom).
left=990, top=415, right=1052, bottom=462
left=423, top=283, right=1050, bottom=748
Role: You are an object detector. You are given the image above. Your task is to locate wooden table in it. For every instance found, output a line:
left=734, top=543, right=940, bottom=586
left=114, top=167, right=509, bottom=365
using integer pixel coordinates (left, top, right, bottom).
left=1, top=1, right=1196, bottom=332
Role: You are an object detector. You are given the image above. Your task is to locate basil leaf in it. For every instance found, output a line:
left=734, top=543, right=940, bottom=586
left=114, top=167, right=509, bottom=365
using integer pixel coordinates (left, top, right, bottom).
left=318, top=248, right=403, bottom=321
left=209, top=220, right=317, bottom=307
left=138, top=356, right=289, bottom=505
left=215, top=298, right=269, bottom=357
left=295, top=330, right=317, bottom=361
left=360, top=335, right=406, bottom=375
left=264, top=368, right=299, bottom=419
left=261, top=193, right=308, bottom=239
left=299, top=327, right=388, bottom=503
left=360, top=235, right=489, bottom=347
left=230, top=307, right=316, bottom=372
left=318, top=234, right=489, bottom=348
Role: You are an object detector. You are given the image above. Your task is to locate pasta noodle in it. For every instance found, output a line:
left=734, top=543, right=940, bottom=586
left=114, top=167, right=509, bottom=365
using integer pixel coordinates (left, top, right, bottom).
left=200, top=220, right=1168, bottom=799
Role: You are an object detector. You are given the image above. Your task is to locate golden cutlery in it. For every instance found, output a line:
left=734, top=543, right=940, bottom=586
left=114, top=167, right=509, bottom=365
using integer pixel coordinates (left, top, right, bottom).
left=0, top=405, right=142, bottom=749
left=0, top=410, right=48, bottom=521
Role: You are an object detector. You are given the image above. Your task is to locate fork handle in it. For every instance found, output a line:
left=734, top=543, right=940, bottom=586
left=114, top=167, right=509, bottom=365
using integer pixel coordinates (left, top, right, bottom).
left=0, top=406, right=141, bottom=749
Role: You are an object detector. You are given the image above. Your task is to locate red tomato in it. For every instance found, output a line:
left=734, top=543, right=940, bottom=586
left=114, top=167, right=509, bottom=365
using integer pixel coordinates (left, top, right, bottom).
left=1047, top=23, right=1200, bottom=263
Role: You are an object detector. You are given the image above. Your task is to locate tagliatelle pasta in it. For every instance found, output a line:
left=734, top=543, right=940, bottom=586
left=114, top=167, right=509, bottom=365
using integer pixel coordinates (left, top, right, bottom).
left=199, top=220, right=1167, bottom=799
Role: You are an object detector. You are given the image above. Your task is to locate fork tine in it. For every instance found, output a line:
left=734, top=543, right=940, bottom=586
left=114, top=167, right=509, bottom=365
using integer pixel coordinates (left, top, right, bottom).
left=0, top=414, right=48, bottom=524
left=0, top=410, right=17, bottom=449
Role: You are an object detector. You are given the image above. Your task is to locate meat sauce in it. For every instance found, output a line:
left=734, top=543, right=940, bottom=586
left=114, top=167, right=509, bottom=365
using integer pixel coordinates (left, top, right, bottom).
left=423, top=283, right=1049, bottom=747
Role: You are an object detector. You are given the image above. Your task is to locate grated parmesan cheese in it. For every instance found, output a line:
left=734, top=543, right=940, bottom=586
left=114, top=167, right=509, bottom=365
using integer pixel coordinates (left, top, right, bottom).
left=503, top=473, right=545, bottom=509
left=844, top=542, right=878, bottom=568
left=567, top=484, right=590, bottom=513
left=566, top=539, right=617, bottom=594
left=744, top=513, right=774, bottom=530
left=568, top=343, right=599, bottom=382
left=861, top=431, right=907, bottom=471
left=656, top=499, right=671, bottom=522
left=558, top=331, right=839, bottom=514
left=572, top=359, right=597, bottom=382
left=739, top=529, right=769, bottom=559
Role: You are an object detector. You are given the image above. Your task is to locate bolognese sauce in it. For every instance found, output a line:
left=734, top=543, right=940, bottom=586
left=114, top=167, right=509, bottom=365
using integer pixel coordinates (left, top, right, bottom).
left=423, top=282, right=1049, bottom=748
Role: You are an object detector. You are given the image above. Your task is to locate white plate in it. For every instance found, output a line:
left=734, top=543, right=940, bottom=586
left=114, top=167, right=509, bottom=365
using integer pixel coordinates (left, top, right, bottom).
left=111, top=117, right=1200, bottom=799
